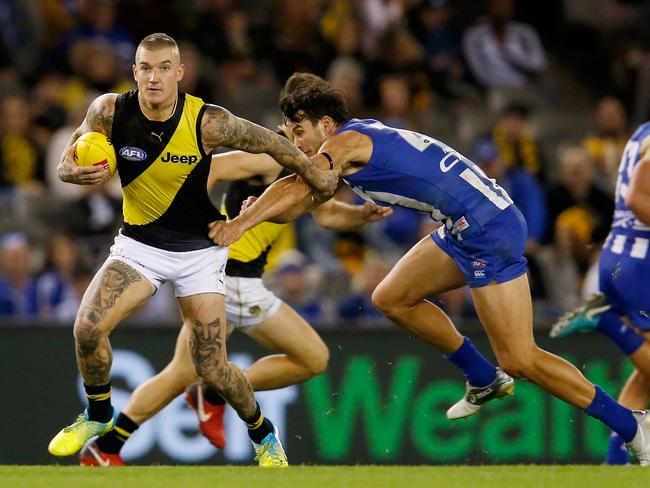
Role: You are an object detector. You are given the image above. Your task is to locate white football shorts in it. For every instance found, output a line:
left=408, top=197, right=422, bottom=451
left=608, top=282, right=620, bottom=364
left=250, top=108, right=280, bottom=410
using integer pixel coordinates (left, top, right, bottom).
left=107, top=232, right=227, bottom=297
left=225, top=276, right=282, bottom=330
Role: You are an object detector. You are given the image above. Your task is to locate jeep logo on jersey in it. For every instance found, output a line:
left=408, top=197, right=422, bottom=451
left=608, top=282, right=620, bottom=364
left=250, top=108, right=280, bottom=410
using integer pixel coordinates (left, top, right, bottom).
left=119, top=147, right=147, bottom=161
left=161, top=152, right=199, bottom=164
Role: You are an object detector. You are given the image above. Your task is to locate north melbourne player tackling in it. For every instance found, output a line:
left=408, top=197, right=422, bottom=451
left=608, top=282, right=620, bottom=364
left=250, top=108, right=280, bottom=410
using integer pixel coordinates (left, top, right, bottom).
left=211, top=73, right=650, bottom=465
left=47, top=35, right=336, bottom=468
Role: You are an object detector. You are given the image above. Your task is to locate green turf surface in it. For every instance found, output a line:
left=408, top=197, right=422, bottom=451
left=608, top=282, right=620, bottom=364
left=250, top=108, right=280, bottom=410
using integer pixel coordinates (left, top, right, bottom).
left=2, top=466, right=650, bottom=488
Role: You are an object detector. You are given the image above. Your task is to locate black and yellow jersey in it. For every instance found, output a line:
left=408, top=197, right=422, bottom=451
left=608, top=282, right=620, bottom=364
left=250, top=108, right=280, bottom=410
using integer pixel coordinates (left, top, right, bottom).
left=111, top=90, right=224, bottom=251
left=224, top=169, right=291, bottom=278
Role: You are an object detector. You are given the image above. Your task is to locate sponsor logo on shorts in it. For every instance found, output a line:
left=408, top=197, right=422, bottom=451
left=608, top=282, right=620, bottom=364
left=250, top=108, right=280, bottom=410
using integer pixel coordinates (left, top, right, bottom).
left=119, top=146, right=147, bottom=161
left=474, top=270, right=486, bottom=278
left=109, top=248, right=147, bottom=269
left=453, top=216, right=470, bottom=233
left=161, top=152, right=199, bottom=164
left=472, top=259, right=487, bottom=268
left=249, top=305, right=262, bottom=317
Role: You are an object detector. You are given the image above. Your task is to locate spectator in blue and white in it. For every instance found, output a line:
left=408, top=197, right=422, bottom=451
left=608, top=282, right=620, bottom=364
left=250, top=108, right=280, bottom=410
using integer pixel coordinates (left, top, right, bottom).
left=272, top=252, right=329, bottom=326
left=338, top=252, right=392, bottom=327
left=462, top=0, right=547, bottom=90
left=52, top=260, right=94, bottom=323
left=0, top=232, right=38, bottom=319
left=34, top=231, right=77, bottom=319
left=473, top=137, right=547, bottom=254
left=56, top=0, right=135, bottom=72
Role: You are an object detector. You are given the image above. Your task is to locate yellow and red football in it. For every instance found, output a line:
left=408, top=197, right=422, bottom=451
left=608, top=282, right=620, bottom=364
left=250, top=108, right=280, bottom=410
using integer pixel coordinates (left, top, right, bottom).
left=74, top=131, right=117, bottom=176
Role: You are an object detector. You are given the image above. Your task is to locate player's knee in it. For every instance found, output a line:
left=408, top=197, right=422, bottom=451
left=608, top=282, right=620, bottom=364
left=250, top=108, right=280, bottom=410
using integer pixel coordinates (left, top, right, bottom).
left=196, top=359, right=229, bottom=386
left=73, top=315, right=108, bottom=351
left=371, top=285, right=398, bottom=316
left=305, top=343, right=330, bottom=377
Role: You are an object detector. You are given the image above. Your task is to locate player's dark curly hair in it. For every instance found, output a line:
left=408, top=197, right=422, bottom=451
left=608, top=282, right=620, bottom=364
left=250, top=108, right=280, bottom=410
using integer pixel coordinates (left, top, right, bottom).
left=280, top=73, right=350, bottom=125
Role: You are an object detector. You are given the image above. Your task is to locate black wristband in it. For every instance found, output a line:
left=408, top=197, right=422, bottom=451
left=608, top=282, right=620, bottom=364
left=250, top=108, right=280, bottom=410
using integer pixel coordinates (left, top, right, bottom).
left=321, top=152, right=334, bottom=170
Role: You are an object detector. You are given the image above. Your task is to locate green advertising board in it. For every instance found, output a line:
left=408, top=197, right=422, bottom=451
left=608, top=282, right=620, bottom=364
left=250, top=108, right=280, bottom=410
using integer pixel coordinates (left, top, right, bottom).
left=0, top=326, right=632, bottom=465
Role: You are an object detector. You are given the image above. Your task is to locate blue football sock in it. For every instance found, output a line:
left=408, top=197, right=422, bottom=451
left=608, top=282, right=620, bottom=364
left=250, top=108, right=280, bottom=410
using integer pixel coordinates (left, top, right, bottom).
left=604, top=432, right=630, bottom=465
left=586, top=387, right=638, bottom=443
left=443, top=337, right=497, bottom=388
left=597, top=311, right=644, bottom=356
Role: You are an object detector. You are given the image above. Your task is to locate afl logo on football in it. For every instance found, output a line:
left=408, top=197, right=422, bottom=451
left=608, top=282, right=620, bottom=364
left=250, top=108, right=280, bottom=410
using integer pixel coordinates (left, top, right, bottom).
left=119, top=146, right=147, bottom=161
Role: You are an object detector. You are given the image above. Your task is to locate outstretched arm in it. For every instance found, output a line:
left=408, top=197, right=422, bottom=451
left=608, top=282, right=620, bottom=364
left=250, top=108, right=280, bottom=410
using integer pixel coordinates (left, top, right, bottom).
left=207, top=151, right=281, bottom=192
left=208, top=174, right=323, bottom=246
left=312, top=200, right=393, bottom=230
left=57, top=93, right=116, bottom=185
left=201, top=105, right=337, bottom=197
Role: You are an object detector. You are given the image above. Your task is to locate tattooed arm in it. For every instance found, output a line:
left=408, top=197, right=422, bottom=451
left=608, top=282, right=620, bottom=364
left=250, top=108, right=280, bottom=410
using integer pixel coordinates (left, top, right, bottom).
left=57, top=93, right=117, bottom=185
left=200, top=104, right=338, bottom=197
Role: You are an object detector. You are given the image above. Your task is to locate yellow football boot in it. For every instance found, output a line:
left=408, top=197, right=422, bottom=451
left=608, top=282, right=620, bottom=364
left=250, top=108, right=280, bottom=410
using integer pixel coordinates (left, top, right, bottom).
left=48, top=410, right=115, bottom=456
left=253, top=426, right=288, bottom=468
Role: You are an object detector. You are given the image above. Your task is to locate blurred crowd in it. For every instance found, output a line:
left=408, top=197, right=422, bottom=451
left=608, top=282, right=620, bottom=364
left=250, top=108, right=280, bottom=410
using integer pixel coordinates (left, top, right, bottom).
left=2, top=0, right=650, bottom=327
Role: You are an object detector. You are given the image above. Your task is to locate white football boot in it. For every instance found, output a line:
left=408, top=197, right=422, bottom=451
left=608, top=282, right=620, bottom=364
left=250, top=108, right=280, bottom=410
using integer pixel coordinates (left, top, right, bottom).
left=447, top=368, right=515, bottom=420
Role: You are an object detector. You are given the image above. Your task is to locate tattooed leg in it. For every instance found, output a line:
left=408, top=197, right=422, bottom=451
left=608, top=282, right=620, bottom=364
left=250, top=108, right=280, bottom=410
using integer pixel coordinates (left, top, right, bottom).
left=179, top=294, right=258, bottom=420
left=74, top=260, right=153, bottom=385
left=187, top=317, right=258, bottom=419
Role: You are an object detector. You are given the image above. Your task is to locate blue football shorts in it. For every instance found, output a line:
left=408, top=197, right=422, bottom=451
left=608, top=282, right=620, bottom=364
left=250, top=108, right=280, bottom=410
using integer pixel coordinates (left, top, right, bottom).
left=431, top=205, right=528, bottom=288
left=600, top=234, right=650, bottom=330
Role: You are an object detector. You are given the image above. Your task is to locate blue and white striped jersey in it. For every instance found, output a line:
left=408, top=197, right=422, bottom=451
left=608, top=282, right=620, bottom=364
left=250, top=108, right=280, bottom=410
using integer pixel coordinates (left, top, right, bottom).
left=605, top=122, right=650, bottom=259
left=338, top=119, right=513, bottom=236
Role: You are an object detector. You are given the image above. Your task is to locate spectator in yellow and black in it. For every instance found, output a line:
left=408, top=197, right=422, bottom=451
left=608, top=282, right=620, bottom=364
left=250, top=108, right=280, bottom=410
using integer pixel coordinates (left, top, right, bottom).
left=583, top=96, right=629, bottom=192
left=186, top=3, right=260, bottom=64
left=0, top=94, right=45, bottom=208
left=491, top=102, right=545, bottom=181
left=60, top=40, right=133, bottom=112
left=545, top=147, right=614, bottom=255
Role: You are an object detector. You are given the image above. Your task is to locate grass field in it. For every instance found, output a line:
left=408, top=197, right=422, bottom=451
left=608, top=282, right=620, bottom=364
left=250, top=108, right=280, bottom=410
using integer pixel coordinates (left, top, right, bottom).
left=2, top=465, right=650, bottom=488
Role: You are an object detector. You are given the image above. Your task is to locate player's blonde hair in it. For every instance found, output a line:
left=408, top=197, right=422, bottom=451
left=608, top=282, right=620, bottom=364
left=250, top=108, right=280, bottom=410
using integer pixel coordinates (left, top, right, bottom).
left=136, top=33, right=180, bottom=63
left=138, top=33, right=178, bottom=52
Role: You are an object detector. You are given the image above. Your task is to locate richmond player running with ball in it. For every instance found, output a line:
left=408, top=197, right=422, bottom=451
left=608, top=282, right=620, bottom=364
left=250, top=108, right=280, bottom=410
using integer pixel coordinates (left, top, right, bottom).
left=77, top=136, right=392, bottom=466
left=47, top=34, right=336, bottom=468
left=212, top=73, right=650, bottom=465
